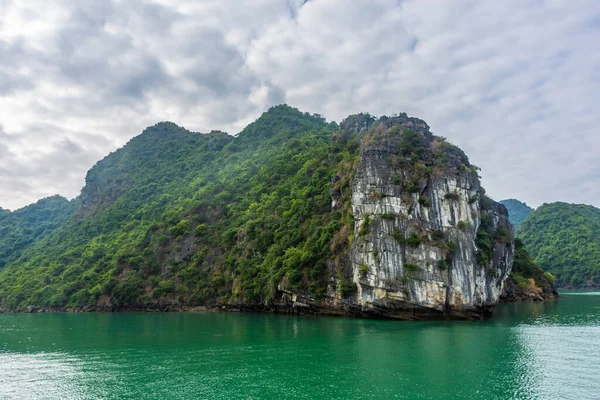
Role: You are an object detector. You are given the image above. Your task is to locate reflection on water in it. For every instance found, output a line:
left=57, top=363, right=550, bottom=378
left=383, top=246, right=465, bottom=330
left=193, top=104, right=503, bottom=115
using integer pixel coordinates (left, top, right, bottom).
left=0, top=292, right=598, bottom=399
left=516, top=325, right=600, bottom=399
left=0, top=352, right=105, bottom=399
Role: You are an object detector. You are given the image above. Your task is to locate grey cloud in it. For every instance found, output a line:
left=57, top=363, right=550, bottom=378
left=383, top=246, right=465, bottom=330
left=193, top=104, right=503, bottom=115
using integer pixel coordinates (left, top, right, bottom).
left=0, top=69, right=34, bottom=95
left=0, top=0, right=599, bottom=210
left=59, top=138, right=84, bottom=155
left=0, top=39, right=35, bottom=95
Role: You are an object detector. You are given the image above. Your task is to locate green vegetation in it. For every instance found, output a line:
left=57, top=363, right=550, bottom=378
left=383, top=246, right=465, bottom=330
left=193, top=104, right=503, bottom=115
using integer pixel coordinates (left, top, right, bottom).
left=0, top=196, right=75, bottom=268
left=404, top=263, right=420, bottom=273
left=444, top=192, right=460, bottom=201
left=509, top=238, right=555, bottom=293
left=457, top=220, right=471, bottom=231
left=404, top=180, right=420, bottom=193
left=436, top=259, right=448, bottom=271
left=358, top=216, right=372, bottom=236
left=0, top=105, right=361, bottom=308
left=494, top=226, right=510, bottom=244
left=406, top=232, right=422, bottom=248
left=381, top=212, right=396, bottom=220
left=359, top=265, right=369, bottom=278
left=518, top=202, right=600, bottom=286
left=475, top=214, right=493, bottom=265
left=431, top=230, right=444, bottom=241
left=480, top=195, right=496, bottom=210
left=399, top=129, right=427, bottom=158
left=384, top=275, right=410, bottom=290
left=372, top=249, right=379, bottom=259
left=446, top=241, right=457, bottom=255
left=499, top=199, right=533, bottom=230
left=338, top=278, right=356, bottom=297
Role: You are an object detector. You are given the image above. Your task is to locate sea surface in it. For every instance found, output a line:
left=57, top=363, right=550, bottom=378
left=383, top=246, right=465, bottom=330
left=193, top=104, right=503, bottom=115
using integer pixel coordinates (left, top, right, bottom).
left=1, top=292, right=599, bottom=399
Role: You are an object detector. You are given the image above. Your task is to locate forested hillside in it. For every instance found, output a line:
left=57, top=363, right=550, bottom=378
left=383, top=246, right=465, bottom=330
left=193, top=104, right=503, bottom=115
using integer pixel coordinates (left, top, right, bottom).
left=0, top=105, right=359, bottom=308
left=518, top=202, right=600, bottom=287
left=0, top=196, right=74, bottom=268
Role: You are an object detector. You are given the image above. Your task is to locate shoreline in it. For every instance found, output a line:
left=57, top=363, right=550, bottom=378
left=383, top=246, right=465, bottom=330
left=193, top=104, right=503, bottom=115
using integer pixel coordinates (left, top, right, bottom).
left=0, top=296, right=563, bottom=320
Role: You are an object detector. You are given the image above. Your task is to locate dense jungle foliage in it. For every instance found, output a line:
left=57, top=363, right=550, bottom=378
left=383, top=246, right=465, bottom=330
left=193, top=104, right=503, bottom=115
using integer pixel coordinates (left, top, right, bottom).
left=508, top=238, right=556, bottom=294
left=499, top=199, right=533, bottom=230
left=0, top=105, right=362, bottom=308
left=0, top=196, right=75, bottom=269
left=518, top=202, right=600, bottom=287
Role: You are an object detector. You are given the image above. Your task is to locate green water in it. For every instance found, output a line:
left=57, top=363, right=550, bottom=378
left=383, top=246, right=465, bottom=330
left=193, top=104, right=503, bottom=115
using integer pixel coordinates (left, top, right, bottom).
left=1, top=293, right=599, bottom=399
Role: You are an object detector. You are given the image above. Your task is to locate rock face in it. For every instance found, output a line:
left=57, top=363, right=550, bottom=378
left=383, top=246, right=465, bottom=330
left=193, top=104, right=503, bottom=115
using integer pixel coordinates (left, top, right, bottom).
left=326, top=115, right=514, bottom=319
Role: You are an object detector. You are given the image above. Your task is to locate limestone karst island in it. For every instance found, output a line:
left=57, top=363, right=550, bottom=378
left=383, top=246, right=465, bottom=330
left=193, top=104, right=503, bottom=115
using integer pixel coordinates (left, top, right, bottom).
left=0, top=106, right=556, bottom=318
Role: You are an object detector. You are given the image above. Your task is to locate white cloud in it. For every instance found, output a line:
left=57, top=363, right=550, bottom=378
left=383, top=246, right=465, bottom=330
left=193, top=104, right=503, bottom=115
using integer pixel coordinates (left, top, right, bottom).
left=0, top=0, right=599, bottom=209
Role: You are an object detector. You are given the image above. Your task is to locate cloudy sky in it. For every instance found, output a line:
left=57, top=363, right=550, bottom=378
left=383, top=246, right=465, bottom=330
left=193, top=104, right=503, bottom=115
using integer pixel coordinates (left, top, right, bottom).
left=0, top=0, right=598, bottom=210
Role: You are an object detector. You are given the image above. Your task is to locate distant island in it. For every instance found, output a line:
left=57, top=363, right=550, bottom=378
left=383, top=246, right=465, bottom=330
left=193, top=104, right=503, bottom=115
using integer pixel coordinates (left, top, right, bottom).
left=499, top=199, right=533, bottom=230
left=517, top=202, right=600, bottom=288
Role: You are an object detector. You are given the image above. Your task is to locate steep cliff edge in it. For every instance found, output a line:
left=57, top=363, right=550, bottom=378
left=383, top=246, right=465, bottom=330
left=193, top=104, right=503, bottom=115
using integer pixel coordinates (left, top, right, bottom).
left=316, top=115, right=513, bottom=319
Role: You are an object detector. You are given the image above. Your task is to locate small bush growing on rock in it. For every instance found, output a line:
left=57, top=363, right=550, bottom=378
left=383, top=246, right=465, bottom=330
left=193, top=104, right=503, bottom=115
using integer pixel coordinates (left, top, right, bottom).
left=457, top=220, right=472, bottom=231
left=398, top=276, right=410, bottom=285
left=359, top=265, right=369, bottom=278
left=384, top=275, right=410, bottom=289
left=444, top=191, right=460, bottom=201
left=468, top=194, right=479, bottom=204
left=408, top=180, right=420, bottom=193
left=338, top=278, right=356, bottom=297
left=381, top=212, right=396, bottom=220
left=494, top=226, right=510, bottom=243
left=370, top=192, right=383, bottom=199
left=407, top=232, right=421, bottom=248
left=404, top=263, right=420, bottom=273
left=418, top=195, right=430, bottom=207
left=358, top=216, right=372, bottom=236
left=392, top=275, right=411, bottom=287
left=476, top=250, right=489, bottom=265
left=432, top=230, right=444, bottom=241
left=447, top=240, right=457, bottom=255
left=437, top=259, right=448, bottom=270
